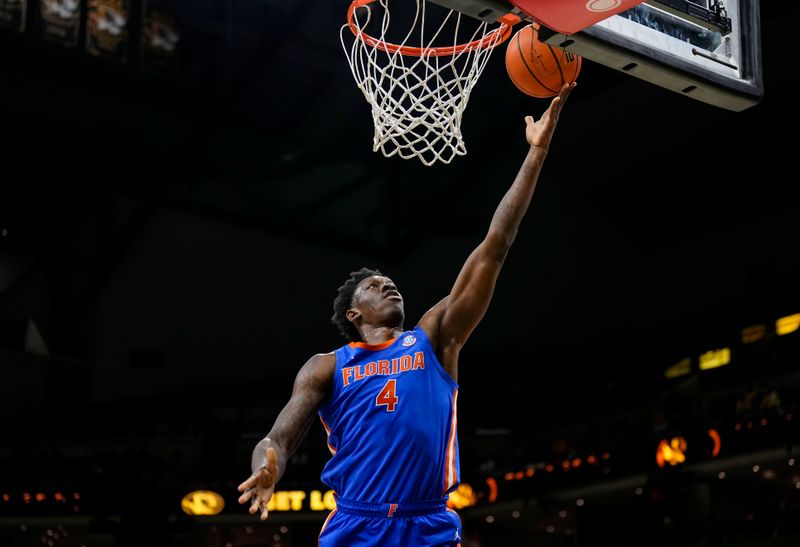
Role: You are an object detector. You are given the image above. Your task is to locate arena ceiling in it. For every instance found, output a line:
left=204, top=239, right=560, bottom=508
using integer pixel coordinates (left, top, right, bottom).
left=0, top=1, right=798, bottom=410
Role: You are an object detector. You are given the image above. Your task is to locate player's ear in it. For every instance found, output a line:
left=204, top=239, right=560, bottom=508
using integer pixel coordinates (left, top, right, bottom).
left=346, top=308, right=360, bottom=323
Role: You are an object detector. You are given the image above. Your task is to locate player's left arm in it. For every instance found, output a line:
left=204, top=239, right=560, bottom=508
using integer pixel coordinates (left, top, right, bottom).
left=420, top=83, right=574, bottom=375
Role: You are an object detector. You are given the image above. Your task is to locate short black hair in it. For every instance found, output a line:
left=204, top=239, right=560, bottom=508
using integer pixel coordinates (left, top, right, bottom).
left=331, top=267, right=383, bottom=342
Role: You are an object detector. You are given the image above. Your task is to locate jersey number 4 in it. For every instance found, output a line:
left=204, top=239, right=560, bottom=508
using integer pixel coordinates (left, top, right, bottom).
left=376, top=379, right=398, bottom=412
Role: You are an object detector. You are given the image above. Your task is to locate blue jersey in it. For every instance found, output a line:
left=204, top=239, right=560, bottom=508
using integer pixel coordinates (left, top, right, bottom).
left=318, top=325, right=460, bottom=504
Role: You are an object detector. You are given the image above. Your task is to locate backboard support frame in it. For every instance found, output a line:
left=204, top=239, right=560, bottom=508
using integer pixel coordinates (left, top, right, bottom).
left=427, top=0, right=763, bottom=111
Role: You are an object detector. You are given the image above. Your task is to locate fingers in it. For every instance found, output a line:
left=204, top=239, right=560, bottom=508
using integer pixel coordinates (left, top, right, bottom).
left=238, top=485, right=256, bottom=505
left=238, top=468, right=275, bottom=520
left=546, top=82, right=575, bottom=118
left=238, top=473, right=261, bottom=505
left=527, top=81, right=575, bottom=124
left=237, top=475, right=256, bottom=494
left=238, top=489, right=252, bottom=504
left=246, top=490, right=273, bottom=520
left=559, top=82, right=576, bottom=104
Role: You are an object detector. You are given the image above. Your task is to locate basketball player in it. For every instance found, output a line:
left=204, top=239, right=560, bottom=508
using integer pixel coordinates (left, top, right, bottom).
left=238, top=82, right=575, bottom=546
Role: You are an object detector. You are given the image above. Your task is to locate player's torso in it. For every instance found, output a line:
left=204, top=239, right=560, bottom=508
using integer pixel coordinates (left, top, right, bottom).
left=319, top=326, right=460, bottom=503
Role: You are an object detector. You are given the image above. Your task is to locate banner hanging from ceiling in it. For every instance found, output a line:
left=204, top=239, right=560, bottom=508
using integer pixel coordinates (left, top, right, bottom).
left=140, top=1, right=179, bottom=76
left=0, top=0, right=27, bottom=32
left=85, top=0, right=130, bottom=63
left=34, top=0, right=82, bottom=47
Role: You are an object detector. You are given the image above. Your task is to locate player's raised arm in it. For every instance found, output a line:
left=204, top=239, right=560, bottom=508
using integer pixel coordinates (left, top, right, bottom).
left=237, top=352, right=335, bottom=520
left=420, top=83, right=574, bottom=365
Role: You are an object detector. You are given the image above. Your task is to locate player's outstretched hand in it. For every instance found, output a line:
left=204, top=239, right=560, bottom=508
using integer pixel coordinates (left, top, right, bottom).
left=525, top=82, right=575, bottom=151
left=237, top=446, right=279, bottom=521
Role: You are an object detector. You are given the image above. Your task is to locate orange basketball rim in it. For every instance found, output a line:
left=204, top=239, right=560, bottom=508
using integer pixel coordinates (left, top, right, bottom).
left=346, top=0, right=520, bottom=57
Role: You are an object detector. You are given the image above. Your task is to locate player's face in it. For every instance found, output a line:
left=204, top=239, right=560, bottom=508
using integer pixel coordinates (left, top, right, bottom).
left=351, top=275, right=405, bottom=324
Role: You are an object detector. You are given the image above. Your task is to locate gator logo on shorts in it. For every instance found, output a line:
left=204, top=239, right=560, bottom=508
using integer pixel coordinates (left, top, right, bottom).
left=402, top=335, right=417, bottom=347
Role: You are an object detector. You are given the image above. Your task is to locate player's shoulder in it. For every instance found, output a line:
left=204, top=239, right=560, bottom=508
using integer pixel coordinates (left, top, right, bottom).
left=306, top=351, right=336, bottom=367
left=416, top=295, right=450, bottom=349
left=297, top=351, right=337, bottom=387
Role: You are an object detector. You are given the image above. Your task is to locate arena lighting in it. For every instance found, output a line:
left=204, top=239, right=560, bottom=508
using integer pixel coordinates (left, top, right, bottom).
left=707, top=428, right=721, bottom=457
left=699, top=348, right=730, bottom=371
left=446, top=483, right=478, bottom=509
left=181, top=490, right=225, bottom=516
left=776, top=313, right=800, bottom=336
left=656, top=436, right=687, bottom=468
left=263, top=490, right=337, bottom=512
left=664, top=357, right=691, bottom=379
left=741, top=324, right=767, bottom=343
left=485, top=477, right=498, bottom=502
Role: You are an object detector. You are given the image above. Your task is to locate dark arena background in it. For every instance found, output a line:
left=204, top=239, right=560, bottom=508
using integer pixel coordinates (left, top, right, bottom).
left=2, top=1, right=800, bottom=546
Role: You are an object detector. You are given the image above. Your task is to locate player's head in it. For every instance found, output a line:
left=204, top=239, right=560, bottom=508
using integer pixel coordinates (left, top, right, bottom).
left=331, top=267, right=405, bottom=341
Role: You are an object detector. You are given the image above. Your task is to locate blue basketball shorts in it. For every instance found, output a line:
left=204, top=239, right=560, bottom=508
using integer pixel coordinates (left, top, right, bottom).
left=318, top=497, right=462, bottom=547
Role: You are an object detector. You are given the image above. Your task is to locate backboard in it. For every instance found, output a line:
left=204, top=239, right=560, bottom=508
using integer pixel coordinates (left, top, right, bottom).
left=429, top=0, right=763, bottom=111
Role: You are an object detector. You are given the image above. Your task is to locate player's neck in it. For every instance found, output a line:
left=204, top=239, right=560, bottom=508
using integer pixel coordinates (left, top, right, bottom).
left=359, top=325, right=404, bottom=345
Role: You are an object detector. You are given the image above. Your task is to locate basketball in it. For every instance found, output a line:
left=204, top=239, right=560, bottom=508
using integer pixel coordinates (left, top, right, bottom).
left=505, top=24, right=582, bottom=98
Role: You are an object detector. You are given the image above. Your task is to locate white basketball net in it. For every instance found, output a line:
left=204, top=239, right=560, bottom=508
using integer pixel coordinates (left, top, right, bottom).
left=341, top=0, right=512, bottom=166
